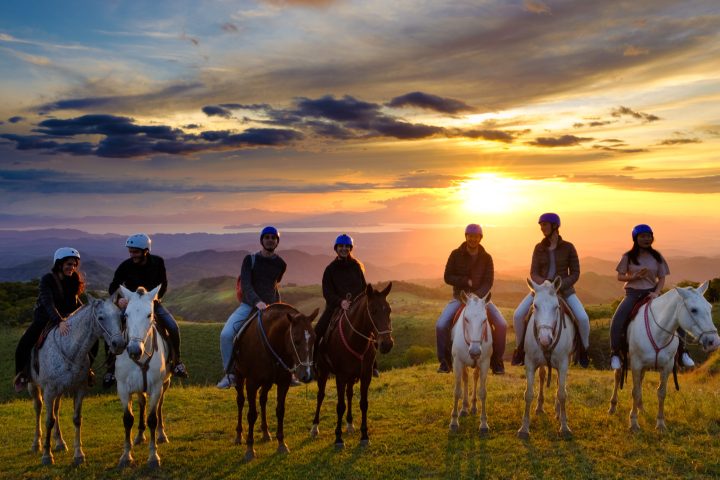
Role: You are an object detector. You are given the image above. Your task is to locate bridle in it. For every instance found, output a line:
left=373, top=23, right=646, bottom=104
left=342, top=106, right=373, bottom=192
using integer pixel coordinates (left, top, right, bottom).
left=531, top=299, right=566, bottom=387
left=338, top=292, right=392, bottom=360
left=257, top=309, right=313, bottom=373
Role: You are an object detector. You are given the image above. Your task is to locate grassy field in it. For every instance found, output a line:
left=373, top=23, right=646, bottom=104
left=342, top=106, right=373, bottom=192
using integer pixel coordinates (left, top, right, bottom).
left=1, top=291, right=718, bottom=478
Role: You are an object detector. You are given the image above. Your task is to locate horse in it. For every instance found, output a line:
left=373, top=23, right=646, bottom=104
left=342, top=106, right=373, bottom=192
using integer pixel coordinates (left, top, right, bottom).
left=517, top=277, right=577, bottom=440
left=28, top=292, right=126, bottom=466
left=449, top=291, right=494, bottom=434
left=608, top=281, right=720, bottom=432
left=232, top=303, right=318, bottom=462
left=310, top=282, right=393, bottom=449
left=115, top=285, right=172, bottom=469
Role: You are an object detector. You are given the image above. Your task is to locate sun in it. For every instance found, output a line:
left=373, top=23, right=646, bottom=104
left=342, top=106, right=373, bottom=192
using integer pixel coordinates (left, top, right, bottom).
left=457, top=173, right=524, bottom=215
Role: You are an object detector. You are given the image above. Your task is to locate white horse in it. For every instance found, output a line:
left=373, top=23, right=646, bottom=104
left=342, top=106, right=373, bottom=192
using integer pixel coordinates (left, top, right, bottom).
left=115, top=285, right=172, bottom=469
left=517, top=278, right=576, bottom=440
left=29, top=292, right=126, bottom=465
left=449, top=291, right=494, bottom=434
left=608, top=281, right=720, bottom=432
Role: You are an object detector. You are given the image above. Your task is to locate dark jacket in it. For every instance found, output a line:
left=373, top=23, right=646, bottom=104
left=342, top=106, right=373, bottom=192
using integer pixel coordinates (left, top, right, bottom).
left=109, top=254, right=168, bottom=299
left=444, top=242, right=494, bottom=301
left=530, top=235, right=580, bottom=297
left=34, top=272, right=83, bottom=325
left=240, top=252, right=286, bottom=306
left=322, top=256, right=367, bottom=309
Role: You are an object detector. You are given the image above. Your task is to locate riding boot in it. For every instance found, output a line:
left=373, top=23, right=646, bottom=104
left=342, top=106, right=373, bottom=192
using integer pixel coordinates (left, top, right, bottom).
left=167, top=327, right=188, bottom=378
left=575, top=342, right=590, bottom=368
left=490, top=352, right=505, bottom=375
left=511, top=346, right=524, bottom=366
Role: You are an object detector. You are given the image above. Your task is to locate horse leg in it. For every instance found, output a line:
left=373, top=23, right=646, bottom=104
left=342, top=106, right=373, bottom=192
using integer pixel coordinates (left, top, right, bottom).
left=517, top=365, right=535, bottom=440
left=449, top=365, right=463, bottom=432
left=157, top=380, right=170, bottom=444
left=608, top=367, right=621, bottom=414
left=359, top=371, right=371, bottom=447
left=557, top=364, right=572, bottom=438
left=259, top=385, right=272, bottom=442
left=145, top=389, right=163, bottom=469
left=656, top=368, right=671, bottom=433
left=244, top=381, right=259, bottom=461
left=41, top=390, right=57, bottom=465
left=52, top=396, right=67, bottom=452
left=629, top=367, right=643, bottom=432
left=275, top=382, right=290, bottom=454
left=470, top=366, right=479, bottom=415
left=235, top=377, right=245, bottom=445
left=536, top=366, right=546, bottom=415
left=478, top=363, right=490, bottom=435
left=133, top=394, right=146, bottom=445
left=345, top=381, right=355, bottom=434
left=72, top=389, right=87, bottom=465
left=460, top=366, right=470, bottom=417
left=31, top=384, right=42, bottom=453
left=118, top=395, right=135, bottom=468
left=334, top=377, right=347, bottom=449
left=310, top=370, right=327, bottom=438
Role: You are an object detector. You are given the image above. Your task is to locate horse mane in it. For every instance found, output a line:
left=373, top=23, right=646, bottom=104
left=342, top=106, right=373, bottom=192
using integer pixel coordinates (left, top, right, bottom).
left=134, top=286, right=149, bottom=296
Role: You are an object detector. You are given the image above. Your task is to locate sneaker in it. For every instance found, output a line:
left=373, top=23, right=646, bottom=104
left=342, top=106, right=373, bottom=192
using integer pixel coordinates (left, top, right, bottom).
left=103, top=372, right=116, bottom=389
left=173, top=362, right=189, bottom=378
left=610, top=355, right=622, bottom=370
left=372, top=368, right=380, bottom=378
left=577, top=350, right=590, bottom=368
left=491, top=357, right=505, bottom=375
left=13, top=373, right=27, bottom=393
left=680, top=352, right=695, bottom=368
left=437, top=363, right=450, bottom=374
left=290, top=374, right=301, bottom=387
left=216, top=374, right=236, bottom=389
left=511, top=348, right=524, bottom=366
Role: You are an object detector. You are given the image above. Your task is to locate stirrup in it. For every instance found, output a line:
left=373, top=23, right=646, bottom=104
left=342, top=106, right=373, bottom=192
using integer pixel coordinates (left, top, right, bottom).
left=173, top=362, right=189, bottom=378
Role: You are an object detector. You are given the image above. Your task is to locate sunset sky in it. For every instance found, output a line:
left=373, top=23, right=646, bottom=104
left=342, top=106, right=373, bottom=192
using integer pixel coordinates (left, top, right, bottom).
left=1, top=0, right=719, bottom=266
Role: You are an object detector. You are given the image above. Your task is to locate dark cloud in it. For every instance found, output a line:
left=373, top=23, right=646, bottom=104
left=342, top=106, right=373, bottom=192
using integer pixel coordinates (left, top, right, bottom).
left=592, top=145, right=648, bottom=154
left=529, top=135, right=593, bottom=147
left=622, top=166, right=637, bottom=171
left=294, top=95, right=380, bottom=123
left=221, top=23, right=239, bottom=33
left=387, top=91, right=474, bottom=114
left=8, top=116, right=25, bottom=123
left=458, top=129, right=518, bottom=143
left=611, top=106, right=660, bottom=123
left=658, top=138, right=701, bottom=145
left=182, top=124, right=201, bottom=129
left=202, top=105, right=234, bottom=118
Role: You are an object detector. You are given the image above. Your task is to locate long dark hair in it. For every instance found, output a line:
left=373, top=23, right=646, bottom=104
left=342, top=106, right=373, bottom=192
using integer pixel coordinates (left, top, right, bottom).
left=626, top=241, right=663, bottom=266
left=51, top=258, right=86, bottom=294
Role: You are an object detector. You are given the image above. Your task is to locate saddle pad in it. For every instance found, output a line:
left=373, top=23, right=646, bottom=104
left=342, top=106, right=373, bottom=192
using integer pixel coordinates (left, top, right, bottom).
left=629, top=296, right=651, bottom=321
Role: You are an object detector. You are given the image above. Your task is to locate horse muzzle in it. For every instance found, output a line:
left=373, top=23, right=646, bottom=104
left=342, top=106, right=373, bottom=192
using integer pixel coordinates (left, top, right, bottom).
left=296, top=367, right=314, bottom=384
left=109, top=338, right=127, bottom=355
left=701, top=333, right=720, bottom=352
left=378, top=335, right=394, bottom=354
left=127, top=342, right=144, bottom=360
left=469, top=344, right=482, bottom=359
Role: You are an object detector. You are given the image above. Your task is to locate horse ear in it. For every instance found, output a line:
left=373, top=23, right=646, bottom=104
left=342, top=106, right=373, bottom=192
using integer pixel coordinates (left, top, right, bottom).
left=86, top=292, right=95, bottom=303
left=552, top=276, right=562, bottom=292
left=119, top=285, right=132, bottom=299
left=308, top=308, right=319, bottom=322
left=482, top=291, right=490, bottom=303
left=365, top=283, right=374, bottom=297
left=148, top=284, right=162, bottom=301
left=698, top=280, right=709, bottom=295
left=526, top=278, right=536, bottom=292
left=380, top=281, right=392, bottom=297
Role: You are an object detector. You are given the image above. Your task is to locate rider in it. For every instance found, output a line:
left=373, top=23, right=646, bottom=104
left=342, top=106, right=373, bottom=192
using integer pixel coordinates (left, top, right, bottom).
left=511, top=213, right=590, bottom=368
left=105, top=233, right=188, bottom=387
left=435, top=224, right=507, bottom=375
left=13, top=247, right=93, bottom=392
left=315, top=234, right=380, bottom=377
left=609, top=224, right=694, bottom=370
left=217, top=226, right=287, bottom=389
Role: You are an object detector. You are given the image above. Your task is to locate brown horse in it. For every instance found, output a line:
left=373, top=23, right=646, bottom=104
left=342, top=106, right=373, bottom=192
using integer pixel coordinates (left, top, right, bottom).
left=232, top=303, right=318, bottom=461
left=310, top=282, right=393, bottom=448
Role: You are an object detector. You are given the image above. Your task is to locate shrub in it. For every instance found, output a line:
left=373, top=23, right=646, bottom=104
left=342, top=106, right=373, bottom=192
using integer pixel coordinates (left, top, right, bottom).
left=404, top=345, right=435, bottom=366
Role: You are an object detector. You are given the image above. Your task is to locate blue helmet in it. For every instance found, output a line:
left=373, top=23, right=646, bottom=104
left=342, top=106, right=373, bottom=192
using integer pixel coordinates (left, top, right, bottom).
left=632, top=224, right=653, bottom=241
left=334, top=234, right=354, bottom=249
left=465, top=224, right=483, bottom=236
left=538, top=212, right=561, bottom=227
left=260, top=226, right=279, bottom=243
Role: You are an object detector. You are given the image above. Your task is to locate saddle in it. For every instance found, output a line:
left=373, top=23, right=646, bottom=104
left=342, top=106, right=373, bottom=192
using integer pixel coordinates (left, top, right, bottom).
left=32, top=322, right=59, bottom=374
left=619, top=297, right=652, bottom=358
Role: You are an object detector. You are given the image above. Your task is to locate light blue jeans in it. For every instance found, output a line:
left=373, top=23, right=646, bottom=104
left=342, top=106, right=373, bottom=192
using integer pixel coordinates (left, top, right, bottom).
left=513, top=293, right=590, bottom=348
left=220, top=303, right=253, bottom=373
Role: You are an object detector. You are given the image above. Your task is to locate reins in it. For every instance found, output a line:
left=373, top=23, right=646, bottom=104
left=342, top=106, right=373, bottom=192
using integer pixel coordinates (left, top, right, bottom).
left=256, top=309, right=312, bottom=373
left=337, top=292, right=390, bottom=361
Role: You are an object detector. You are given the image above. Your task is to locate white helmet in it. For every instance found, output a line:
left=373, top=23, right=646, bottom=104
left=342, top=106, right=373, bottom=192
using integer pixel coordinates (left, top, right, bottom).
left=125, top=233, right=151, bottom=251
left=53, top=247, right=80, bottom=263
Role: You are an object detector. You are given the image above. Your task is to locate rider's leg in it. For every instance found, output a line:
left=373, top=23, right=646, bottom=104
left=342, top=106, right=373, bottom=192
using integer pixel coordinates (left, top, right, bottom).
left=609, top=289, right=645, bottom=368
left=14, top=315, right=48, bottom=386
left=487, top=302, right=506, bottom=374
left=314, top=306, right=334, bottom=350
left=155, top=303, right=187, bottom=377
left=565, top=293, right=591, bottom=367
left=220, top=303, right=253, bottom=373
left=103, top=341, right=116, bottom=389
left=511, top=294, right=533, bottom=365
left=676, top=328, right=694, bottom=367
left=435, top=299, right=461, bottom=372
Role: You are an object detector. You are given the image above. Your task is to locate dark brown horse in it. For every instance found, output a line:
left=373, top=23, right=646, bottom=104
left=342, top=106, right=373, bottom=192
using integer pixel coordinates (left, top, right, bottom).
left=311, top=282, right=393, bottom=448
left=232, top=303, right=318, bottom=461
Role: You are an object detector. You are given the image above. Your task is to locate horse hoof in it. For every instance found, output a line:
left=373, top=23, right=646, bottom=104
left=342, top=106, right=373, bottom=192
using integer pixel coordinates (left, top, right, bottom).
left=157, top=434, right=169, bottom=444
left=133, top=435, right=145, bottom=446
left=234, top=435, right=243, bottom=445
left=147, top=457, right=160, bottom=470
left=449, top=423, right=459, bottom=433
left=656, top=425, right=667, bottom=434
left=41, top=454, right=54, bottom=465
left=629, top=425, right=640, bottom=433
left=31, top=443, right=40, bottom=453
left=559, top=429, right=573, bottom=440
left=118, top=455, right=134, bottom=469
left=74, top=455, right=85, bottom=466
left=309, top=425, right=319, bottom=438
left=479, top=427, right=490, bottom=436
left=261, top=433, right=272, bottom=443
left=334, top=442, right=345, bottom=450
left=243, top=449, right=256, bottom=462
left=54, top=442, right=68, bottom=452
left=360, top=439, right=370, bottom=447
left=277, top=443, right=290, bottom=454
left=608, top=406, right=616, bottom=415
left=517, top=431, right=530, bottom=441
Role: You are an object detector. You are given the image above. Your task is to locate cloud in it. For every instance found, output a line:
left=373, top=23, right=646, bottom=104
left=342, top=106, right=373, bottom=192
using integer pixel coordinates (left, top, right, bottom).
left=386, top=91, right=474, bottom=114
left=592, top=145, right=648, bottom=154
left=658, top=138, right=701, bottom=145
left=564, top=174, right=720, bottom=194
left=523, top=0, right=551, bottom=14
left=202, top=105, right=234, bottom=118
left=454, top=128, right=518, bottom=143
left=623, top=45, right=649, bottom=56
left=529, top=135, right=593, bottom=147
left=221, top=23, right=239, bottom=33
left=611, top=106, right=660, bottom=123
left=8, top=116, right=24, bottom=123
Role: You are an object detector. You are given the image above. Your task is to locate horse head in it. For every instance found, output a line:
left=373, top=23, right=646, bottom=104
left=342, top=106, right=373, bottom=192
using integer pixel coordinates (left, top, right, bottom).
left=90, top=290, right=127, bottom=355
left=459, top=291, right=490, bottom=360
left=119, top=284, right=161, bottom=360
left=675, top=281, right=720, bottom=352
left=286, top=308, right=319, bottom=384
left=366, top=282, right=394, bottom=354
left=527, top=277, right=563, bottom=348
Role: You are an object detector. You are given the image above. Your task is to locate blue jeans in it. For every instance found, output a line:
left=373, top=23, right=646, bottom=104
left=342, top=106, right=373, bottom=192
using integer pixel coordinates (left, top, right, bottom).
left=513, top=293, right=590, bottom=349
left=220, top=303, right=253, bottom=373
